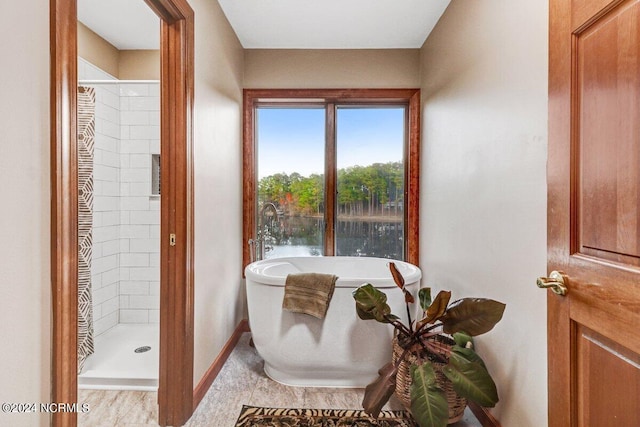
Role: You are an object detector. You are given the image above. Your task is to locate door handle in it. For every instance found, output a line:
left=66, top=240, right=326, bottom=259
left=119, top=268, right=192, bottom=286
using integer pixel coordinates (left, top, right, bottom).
left=536, top=271, right=568, bottom=296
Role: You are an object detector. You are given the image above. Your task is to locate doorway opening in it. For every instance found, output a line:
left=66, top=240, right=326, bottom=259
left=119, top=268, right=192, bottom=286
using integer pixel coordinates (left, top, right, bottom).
left=50, top=0, right=194, bottom=425
left=76, top=4, right=162, bottom=385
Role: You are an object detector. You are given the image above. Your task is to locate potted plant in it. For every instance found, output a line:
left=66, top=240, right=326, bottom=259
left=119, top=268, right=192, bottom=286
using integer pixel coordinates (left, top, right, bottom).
left=352, top=263, right=505, bottom=427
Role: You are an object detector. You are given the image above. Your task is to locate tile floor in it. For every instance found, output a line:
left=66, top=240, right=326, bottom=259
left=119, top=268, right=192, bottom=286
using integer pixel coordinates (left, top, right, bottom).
left=79, top=333, right=482, bottom=426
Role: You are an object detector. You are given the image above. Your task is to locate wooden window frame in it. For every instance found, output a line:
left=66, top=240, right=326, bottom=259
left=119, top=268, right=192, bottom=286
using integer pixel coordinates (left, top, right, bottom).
left=50, top=0, right=194, bottom=425
left=242, top=89, right=421, bottom=269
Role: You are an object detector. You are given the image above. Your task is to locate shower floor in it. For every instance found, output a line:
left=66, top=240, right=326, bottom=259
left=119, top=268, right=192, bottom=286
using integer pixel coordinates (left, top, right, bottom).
left=78, top=323, right=159, bottom=391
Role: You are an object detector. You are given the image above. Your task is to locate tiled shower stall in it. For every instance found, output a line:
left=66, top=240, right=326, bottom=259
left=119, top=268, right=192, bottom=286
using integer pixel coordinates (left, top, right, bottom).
left=78, top=58, right=160, bottom=390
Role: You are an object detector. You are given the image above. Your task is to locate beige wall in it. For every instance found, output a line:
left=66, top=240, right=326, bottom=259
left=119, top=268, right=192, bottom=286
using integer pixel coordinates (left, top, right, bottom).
left=190, top=0, right=245, bottom=384
left=419, top=1, right=548, bottom=426
left=1, top=0, right=243, bottom=423
left=78, top=22, right=160, bottom=80
left=78, top=21, right=120, bottom=78
left=119, top=50, right=160, bottom=80
left=0, top=0, right=51, bottom=426
left=244, top=49, right=420, bottom=88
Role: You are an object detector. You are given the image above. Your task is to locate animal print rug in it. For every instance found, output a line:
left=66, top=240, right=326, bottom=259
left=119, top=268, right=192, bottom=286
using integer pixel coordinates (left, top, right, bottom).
left=235, top=405, right=418, bottom=426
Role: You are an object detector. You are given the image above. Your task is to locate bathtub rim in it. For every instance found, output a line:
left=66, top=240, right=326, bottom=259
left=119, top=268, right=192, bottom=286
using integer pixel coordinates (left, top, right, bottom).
left=244, top=256, right=421, bottom=288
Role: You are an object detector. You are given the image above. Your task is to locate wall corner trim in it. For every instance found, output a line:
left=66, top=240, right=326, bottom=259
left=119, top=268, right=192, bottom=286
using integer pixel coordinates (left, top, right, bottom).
left=192, top=319, right=251, bottom=411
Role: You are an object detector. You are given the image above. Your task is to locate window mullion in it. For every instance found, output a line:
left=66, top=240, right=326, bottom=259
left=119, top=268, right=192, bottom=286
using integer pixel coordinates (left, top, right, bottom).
left=324, top=102, right=336, bottom=256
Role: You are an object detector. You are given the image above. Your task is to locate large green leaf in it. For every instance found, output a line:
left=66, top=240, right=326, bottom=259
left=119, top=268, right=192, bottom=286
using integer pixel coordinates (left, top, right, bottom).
left=439, top=298, right=505, bottom=336
left=362, top=362, right=397, bottom=418
left=352, top=284, right=396, bottom=323
left=442, top=352, right=499, bottom=407
left=452, top=332, right=473, bottom=348
left=450, top=345, right=487, bottom=370
left=410, top=364, right=449, bottom=427
left=418, top=288, right=432, bottom=312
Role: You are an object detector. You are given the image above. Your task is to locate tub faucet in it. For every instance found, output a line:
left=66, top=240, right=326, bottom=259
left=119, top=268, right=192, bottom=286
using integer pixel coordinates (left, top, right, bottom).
left=261, top=202, right=278, bottom=222
left=248, top=236, right=259, bottom=263
left=249, top=203, right=279, bottom=262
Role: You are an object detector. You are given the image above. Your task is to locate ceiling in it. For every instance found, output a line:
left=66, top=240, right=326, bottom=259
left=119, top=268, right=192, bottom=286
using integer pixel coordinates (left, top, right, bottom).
left=78, top=0, right=159, bottom=50
left=218, top=0, right=450, bottom=49
left=77, top=0, right=450, bottom=50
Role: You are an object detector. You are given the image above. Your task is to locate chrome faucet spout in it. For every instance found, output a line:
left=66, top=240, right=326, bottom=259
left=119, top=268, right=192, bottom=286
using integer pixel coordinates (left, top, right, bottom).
left=260, top=202, right=278, bottom=218
left=249, top=203, right=279, bottom=262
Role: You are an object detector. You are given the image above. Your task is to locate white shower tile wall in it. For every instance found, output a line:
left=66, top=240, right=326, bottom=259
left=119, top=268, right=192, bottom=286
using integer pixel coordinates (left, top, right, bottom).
left=80, top=60, right=121, bottom=337
left=79, top=58, right=160, bottom=336
left=118, top=83, right=160, bottom=326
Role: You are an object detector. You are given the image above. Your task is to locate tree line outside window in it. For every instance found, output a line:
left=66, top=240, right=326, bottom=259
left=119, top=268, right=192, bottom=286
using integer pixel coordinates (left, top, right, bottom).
left=258, top=161, right=404, bottom=218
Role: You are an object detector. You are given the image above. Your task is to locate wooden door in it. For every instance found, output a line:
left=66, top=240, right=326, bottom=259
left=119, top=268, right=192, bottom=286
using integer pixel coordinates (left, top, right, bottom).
left=547, top=0, right=640, bottom=425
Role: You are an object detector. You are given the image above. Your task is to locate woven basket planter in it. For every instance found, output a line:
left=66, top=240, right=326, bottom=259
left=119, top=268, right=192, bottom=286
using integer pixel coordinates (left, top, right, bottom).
left=392, top=334, right=467, bottom=424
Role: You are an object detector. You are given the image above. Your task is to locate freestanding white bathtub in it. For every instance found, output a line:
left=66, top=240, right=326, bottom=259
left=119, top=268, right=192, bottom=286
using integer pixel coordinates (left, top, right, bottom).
left=245, top=256, right=422, bottom=387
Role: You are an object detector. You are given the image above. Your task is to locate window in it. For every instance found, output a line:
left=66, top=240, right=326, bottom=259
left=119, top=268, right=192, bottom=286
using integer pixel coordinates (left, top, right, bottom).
left=243, top=89, right=420, bottom=268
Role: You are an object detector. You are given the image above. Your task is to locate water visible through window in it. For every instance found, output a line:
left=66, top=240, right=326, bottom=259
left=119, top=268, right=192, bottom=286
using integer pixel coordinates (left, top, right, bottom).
left=256, top=107, right=325, bottom=258
left=255, top=105, right=406, bottom=260
left=336, top=107, right=405, bottom=259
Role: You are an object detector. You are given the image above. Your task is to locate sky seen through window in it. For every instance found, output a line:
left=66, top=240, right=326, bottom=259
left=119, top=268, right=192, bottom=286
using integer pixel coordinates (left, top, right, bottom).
left=257, top=107, right=405, bottom=179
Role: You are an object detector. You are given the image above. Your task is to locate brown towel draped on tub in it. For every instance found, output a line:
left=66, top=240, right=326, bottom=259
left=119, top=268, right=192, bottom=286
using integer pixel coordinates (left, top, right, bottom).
left=282, top=273, right=338, bottom=319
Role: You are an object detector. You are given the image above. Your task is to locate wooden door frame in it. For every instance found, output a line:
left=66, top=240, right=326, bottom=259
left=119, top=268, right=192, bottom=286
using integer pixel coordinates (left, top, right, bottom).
left=50, top=0, right=194, bottom=425
left=547, top=0, right=571, bottom=424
